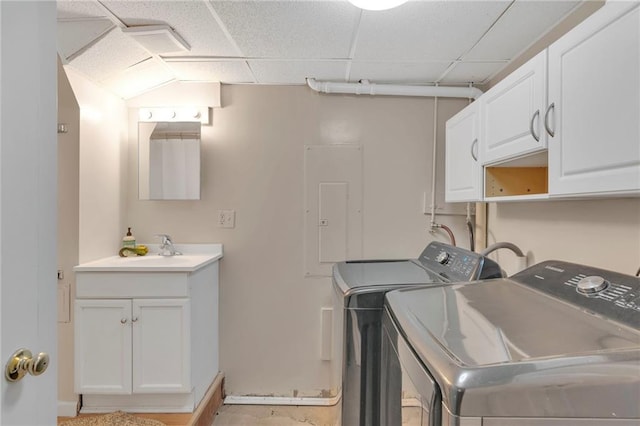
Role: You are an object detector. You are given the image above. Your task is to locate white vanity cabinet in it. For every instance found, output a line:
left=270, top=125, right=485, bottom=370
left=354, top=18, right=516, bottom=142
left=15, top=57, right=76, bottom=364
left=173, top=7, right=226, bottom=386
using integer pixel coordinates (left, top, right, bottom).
left=480, top=50, right=548, bottom=165
left=445, top=100, right=483, bottom=202
left=75, top=298, right=190, bottom=395
left=73, top=245, right=222, bottom=413
left=547, top=1, right=640, bottom=197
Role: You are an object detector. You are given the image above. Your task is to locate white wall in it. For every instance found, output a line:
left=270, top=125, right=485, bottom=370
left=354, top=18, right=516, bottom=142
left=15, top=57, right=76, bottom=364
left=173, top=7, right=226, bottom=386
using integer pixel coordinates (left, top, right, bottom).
left=125, top=83, right=471, bottom=397
left=65, top=68, right=128, bottom=263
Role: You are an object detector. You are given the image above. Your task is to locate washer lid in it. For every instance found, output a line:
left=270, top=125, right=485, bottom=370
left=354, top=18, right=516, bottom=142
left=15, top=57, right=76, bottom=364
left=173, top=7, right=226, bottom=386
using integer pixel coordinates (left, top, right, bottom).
left=333, top=260, right=441, bottom=295
left=388, top=279, right=640, bottom=368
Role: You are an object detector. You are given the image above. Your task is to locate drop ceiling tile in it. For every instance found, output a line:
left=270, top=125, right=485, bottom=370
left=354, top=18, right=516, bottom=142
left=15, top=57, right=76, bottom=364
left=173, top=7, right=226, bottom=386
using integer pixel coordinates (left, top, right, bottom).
left=439, top=62, right=507, bottom=85
left=349, top=61, right=451, bottom=84
left=465, top=1, right=582, bottom=61
left=248, top=60, right=348, bottom=84
left=57, top=0, right=108, bottom=19
left=165, top=60, right=255, bottom=83
left=354, top=1, right=510, bottom=61
left=210, top=1, right=360, bottom=58
left=101, top=58, right=175, bottom=99
left=101, top=1, right=239, bottom=57
left=70, top=27, right=151, bottom=82
left=57, top=19, right=115, bottom=61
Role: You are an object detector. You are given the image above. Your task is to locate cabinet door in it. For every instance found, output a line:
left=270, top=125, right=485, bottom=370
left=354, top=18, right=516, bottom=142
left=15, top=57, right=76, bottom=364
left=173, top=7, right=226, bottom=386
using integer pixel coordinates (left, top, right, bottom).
left=445, top=101, right=483, bottom=202
left=548, top=2, right=640, bottom=196
left=74, top=299, right=132, bottom=394
left=132, top=298, right=191, bottom=393
left=481, top=50, right=547, bottom=165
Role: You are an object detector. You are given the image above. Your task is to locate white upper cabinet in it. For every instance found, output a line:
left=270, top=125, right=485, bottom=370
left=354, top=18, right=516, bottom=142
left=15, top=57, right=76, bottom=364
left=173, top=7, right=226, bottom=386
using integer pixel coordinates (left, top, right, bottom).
left=445, top=2, right=639, bottom=201
left=481, top=50, right=548, bottom=165
left=445, top=101, right=483, bottom=202
left=547, top=2, right=640, bottom=197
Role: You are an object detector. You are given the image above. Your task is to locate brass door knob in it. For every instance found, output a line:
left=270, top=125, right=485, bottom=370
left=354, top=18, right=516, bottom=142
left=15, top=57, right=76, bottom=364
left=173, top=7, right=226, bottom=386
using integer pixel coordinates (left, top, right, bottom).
left=5, top=348, right=50, bottom=382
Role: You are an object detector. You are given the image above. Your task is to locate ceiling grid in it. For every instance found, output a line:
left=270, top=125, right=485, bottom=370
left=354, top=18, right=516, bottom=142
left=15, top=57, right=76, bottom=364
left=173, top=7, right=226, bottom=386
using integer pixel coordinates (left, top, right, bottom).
left=56, top=0, right=585, bottom=99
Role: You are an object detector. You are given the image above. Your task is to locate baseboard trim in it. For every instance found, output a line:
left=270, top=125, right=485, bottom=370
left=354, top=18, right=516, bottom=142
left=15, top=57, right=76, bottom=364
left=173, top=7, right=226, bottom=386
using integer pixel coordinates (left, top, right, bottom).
left=224, top=393, right=340, bottom=407
left=189, top=373, right=225, bottom=426
left=58, top=400, right=79, bottom=417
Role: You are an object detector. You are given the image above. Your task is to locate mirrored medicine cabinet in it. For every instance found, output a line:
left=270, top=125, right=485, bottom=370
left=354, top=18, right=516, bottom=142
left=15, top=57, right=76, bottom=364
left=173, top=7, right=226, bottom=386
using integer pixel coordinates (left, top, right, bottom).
left=138, top=121, right=201, bottom=200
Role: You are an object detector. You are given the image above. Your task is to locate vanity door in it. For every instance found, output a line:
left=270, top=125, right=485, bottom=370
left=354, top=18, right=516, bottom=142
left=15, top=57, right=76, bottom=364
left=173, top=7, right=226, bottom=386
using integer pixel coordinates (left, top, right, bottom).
left=74, top=299, right=132, bottom=394
left=132, top=298, right=191, bottom=393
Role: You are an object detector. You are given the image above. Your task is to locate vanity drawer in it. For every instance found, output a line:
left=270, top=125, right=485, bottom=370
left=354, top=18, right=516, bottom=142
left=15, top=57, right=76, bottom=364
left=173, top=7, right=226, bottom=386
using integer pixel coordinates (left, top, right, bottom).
left=76, top=272, right=190, bottom=298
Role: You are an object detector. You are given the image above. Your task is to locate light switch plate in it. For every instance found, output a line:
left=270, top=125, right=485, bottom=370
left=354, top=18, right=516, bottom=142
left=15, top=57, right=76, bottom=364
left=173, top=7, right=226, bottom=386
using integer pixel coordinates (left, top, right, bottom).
left=218, top=209, right=235, bottom=228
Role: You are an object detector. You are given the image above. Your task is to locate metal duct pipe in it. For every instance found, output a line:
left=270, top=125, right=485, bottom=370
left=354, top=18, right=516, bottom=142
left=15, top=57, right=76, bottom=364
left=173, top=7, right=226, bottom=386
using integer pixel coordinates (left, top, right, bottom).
left=306, top=78, right=483, bottom=99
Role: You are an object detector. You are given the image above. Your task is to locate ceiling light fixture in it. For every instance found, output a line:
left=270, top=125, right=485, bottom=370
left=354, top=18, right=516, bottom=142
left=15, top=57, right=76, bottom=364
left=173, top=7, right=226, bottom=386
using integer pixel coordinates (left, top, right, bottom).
left=122, top=25, right=190, bottom=54
left=348, top=0, right=408, bottom=11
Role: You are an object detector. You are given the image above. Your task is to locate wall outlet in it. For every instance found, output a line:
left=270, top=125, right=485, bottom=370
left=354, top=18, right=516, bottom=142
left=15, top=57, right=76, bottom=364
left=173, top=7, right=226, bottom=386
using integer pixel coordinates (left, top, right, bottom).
left=218, top=209, right=235, bottom=228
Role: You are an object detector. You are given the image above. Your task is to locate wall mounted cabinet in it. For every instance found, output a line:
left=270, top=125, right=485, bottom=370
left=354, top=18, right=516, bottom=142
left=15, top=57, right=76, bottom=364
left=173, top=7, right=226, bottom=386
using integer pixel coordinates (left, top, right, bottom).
left=445, top=101, right=483, bottom=202
left=481, top=50, right=548, bottom=166
left=547, top=2, right=640, bottom=197
left=444, top=2, right=640, bottom=202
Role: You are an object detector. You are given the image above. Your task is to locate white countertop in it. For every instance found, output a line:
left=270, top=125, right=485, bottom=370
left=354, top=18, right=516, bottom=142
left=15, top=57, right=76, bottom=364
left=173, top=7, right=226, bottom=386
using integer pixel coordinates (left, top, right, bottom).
left=74, top=244, right=223, bottom=272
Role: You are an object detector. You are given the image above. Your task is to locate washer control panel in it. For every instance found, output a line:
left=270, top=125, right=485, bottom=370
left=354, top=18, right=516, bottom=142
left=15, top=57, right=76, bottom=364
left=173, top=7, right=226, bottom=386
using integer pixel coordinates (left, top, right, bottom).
left=417, top=241, right=503, bottom=282
left=513, top=261, right=640, bottom=328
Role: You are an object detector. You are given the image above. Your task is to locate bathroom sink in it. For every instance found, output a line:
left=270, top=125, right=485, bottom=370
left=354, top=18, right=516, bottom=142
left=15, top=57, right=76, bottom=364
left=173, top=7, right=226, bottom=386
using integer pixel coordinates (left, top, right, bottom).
left=74, top=244, right=223, bottom=272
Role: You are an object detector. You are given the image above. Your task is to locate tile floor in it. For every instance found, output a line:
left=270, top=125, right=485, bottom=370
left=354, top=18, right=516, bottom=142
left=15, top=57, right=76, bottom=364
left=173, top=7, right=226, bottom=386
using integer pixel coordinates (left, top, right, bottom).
left=213, top=404, right=339, bottom=426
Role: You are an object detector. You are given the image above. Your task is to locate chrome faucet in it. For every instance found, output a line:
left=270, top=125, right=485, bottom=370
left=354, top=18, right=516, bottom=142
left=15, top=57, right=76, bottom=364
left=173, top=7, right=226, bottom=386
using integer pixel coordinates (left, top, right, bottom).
left=155, top=234, right=182, bottom=256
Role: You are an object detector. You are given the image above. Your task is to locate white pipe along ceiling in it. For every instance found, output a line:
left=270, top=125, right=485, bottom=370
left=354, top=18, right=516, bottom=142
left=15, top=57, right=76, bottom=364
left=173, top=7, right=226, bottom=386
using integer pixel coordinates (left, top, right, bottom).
left=306, top=78, right=484, bottom=99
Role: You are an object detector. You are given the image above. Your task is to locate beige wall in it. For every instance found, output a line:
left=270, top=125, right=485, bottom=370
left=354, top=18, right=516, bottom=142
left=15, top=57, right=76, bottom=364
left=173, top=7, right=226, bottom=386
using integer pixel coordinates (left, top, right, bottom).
left=486, top=199, right=640, bottom=277
left=125, top=84, right=471, bottom=397
left=57, top=60, right=80, bottom=412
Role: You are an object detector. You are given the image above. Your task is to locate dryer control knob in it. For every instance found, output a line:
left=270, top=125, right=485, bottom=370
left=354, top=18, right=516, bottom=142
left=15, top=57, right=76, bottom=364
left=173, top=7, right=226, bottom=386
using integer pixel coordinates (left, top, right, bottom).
left=436, top=251, right=450, bottom=264
left=576, top=276, right=609, bottom=295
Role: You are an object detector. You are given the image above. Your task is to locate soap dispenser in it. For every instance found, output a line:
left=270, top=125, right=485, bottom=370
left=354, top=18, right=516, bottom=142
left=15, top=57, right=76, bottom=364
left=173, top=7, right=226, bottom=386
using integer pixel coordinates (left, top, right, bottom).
left=123, top=227, right=136, bottom=249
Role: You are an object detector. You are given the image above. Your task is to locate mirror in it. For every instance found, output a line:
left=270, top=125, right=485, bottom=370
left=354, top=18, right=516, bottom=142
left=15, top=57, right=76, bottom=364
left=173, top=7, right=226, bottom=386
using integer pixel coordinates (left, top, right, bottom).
left=138, top=121, right=201, bottom=200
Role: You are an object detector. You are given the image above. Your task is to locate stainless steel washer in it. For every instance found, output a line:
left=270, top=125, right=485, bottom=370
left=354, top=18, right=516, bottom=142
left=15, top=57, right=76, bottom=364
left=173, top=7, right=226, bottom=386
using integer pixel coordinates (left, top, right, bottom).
left=332, top=241, right=503, bottom=426
left=382, top=260, right=640, bottom=426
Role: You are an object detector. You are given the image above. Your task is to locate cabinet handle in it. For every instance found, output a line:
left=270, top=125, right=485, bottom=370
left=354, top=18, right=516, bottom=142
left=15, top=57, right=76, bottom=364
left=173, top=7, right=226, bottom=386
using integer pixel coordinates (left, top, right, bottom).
left=120, top=318, right=128, bottom=324
left=530, top=109, right=540, bottom=142
left=544, top=103, right=555, bottom=137
left=132, top=317, right=139, bottom=323
left=470, top=139, right=479, bottom=162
